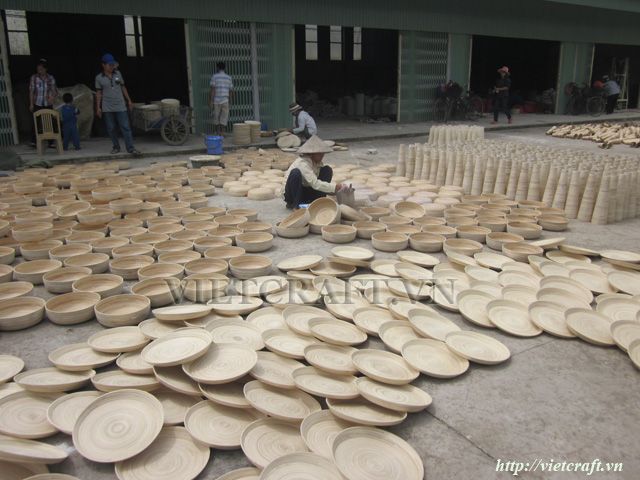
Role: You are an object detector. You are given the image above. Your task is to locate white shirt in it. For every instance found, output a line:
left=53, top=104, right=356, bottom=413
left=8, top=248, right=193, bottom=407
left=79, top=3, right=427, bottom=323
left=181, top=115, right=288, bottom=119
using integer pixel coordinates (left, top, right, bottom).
left=210, top=71, right=233, bottom=104
left=282, top=156, right=335, bottom=196
left=293, top=111, right=317, bottom=135
left=603, top=80, right=621, bottom=96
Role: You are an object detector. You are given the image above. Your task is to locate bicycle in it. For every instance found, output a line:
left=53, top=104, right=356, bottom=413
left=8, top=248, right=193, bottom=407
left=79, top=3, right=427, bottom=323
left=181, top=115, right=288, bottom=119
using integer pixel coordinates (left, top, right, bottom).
left=454, top=91, right=484, bottom=120
left=564, top=82, right=606, bottom=116
left=586, top=91, right=606, bottom=116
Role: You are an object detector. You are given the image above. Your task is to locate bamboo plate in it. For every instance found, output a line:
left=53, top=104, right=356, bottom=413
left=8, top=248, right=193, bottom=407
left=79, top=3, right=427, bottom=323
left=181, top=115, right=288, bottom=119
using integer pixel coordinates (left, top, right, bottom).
left=569, top=269, right=615, bottom=294
left=46, top=391, right=102, bottom=435
left=115, top=425, right=209, bottom=480
left=243, top=380, right=321, bottom=422
left=283, top=305, right=332, bottom=336
left=266, top=285, right=321, bottom=307
left=465, top=266, right=499, bottom=284
left=501, top=285, right=537, bottom=307
left=14, top=368, right=94, bottom=393
left=152, top=304, right=212, bottom=322
left=456, top=289, right=495, bottom=328
left=154, top=391, right=200, bottom=427
left=183, top=344, right=257, bottom=384
left=0, top=460, right=49, bottom=478
left=446, top=250, right=478, bottom=268
left=324, top=294, right=370, bottom=321
left=326, top=398, right=407, bottom=426
left=241, top=417, right=308, bottom=469
left=206, top=319, right=265, bottom=350
left=610, top=320, right=640, bottom=352
left=607, top=271, right=640, bottom=296
left=138, top=318, right=183, bottom=340
left=530, top=237, right=566, bottom=250
left=352, top=349, right=418, bottom=385
left=536, top=287, right=591, bottom=311
left=235, top=276, right=287, bottom=297
left=602, top=258, right=640, bottom=272
left=407, top=308, right=461, bottom=341
left=153, top=365, right=201, bottom=396
left=184, top=400, right=264, bottom=449
left=0, top=391, right=60, bottom=438
left=432, top=277, right=467, bottom=312
left=401, top=338, right=469, bottom=378
left=352, top=306, right=395, bottom=336
left=565, top=308, right=615, bottom=346
left=200, top=382, right=253, bottom=409
left=309, top=261, right=356, bottom=278
left=501, top=242, right=543, bottom=262
left=332, top=426, right=423, bottom=480
left=308, top=318, right=367, bottom=346
left=394, top=263, right=433, bottom=282
left=356, top=376, right=431, bottom=413
left=263, top=329, right=317, bottom=359
left=595, top=293, right=632, bottom=305
left=348, top=274, right=391, bottom=291
left=304, top=344, right=358, bottom=375
left=246, top=307, right=287, bottom=332
left=0, top=355, right=24, bottom=383
left=487, top=299, right=542, bottom=337
left=208, top=296, right=263, bottom=316
left=276, top=255, right=323, bottom=271
left=546, top=250, right=591, bottom=265
left=72, top=389, right=163, bottom=463
left=370, top=259, right=401, bottom=277
left=538, top=261, right=570, bottom=277
left=259, top=452, right=344, bottom=480
left=0, top=281, right=33, bottom=300
left=558, top=244, right=600, bottom=256
left=141, top=328, right=212, bottom=367
left=498, top=270, right=540, bottom=290
left=378, top=321, right=420, bottom=353
left=539, top=276, right=594, bottom=304
left=331, top=246, right=374, bottom=261
left=292, top=366, right=358, bottom=400
left=214, top=467, right=261, bottom=480
left=445, top=331, right=511, bottom=365
left=596, top=298, right=640, bottom=322
left=249, top=351, right=304, bottom=389
left=600, top=249, right=640, bottom=264
left=0, top=296, right=46, bottom=331
left=300, top=410, right=354, bottom=459
left=88, top=326, right=149, bottom=353
left=116, top=350, right=153, bottom=375
left=396, top=250, right=440, bottom=268
left=48, top=343, right=118, bottom=371
left=0, top=435, right=68, bottom=464
left=628, top=339, right=640, bottom=370
left=90, top=370, right=160, bottom=392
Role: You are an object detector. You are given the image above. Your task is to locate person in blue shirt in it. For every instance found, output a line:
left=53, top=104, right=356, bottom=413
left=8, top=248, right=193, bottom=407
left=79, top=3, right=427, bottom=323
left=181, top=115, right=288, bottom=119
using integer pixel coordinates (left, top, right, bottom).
left=60, top=92, right=80, bottom=151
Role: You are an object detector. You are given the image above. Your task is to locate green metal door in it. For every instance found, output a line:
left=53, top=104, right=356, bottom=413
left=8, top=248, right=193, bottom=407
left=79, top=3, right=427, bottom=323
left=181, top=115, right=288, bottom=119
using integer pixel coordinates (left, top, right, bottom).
left=398, top=31, right=448, bottom=122
left=0, top=16, right=17, bottom=146
left=556, top=42, right=594, bottom=114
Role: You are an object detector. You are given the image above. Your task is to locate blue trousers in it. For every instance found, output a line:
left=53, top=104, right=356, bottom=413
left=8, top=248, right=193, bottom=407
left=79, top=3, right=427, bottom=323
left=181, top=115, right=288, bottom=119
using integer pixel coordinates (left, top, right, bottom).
left=62, top=123, right=80, bottom=150
left=284, top=166, right=333, bottom=208
left=103, top=111, right=135, bottom=152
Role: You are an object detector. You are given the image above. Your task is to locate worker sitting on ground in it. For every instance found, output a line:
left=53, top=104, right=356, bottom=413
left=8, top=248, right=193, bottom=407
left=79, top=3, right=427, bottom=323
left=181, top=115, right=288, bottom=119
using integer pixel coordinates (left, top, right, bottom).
left=288, top=102, right=317, bottom=140
left=283, top=135, right=345, bottom=209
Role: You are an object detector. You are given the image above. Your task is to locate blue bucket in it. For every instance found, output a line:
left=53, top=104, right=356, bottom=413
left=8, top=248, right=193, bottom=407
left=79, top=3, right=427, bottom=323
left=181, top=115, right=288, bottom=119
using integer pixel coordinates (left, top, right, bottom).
left=205, top=135, right=223, bottom=155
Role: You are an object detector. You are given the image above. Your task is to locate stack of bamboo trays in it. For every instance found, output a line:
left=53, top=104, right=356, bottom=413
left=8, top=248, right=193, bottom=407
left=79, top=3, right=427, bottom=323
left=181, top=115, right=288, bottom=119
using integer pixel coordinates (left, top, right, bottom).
left=394, top=139, right=640, bottom=225
left=427, top=125, right=485, bottom=146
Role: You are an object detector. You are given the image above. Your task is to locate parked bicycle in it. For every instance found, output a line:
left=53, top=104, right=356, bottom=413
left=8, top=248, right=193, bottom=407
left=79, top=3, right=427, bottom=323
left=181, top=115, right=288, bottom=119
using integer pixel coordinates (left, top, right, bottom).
left=434, top=82, right=484, bottom=122
left=565, top=82, right=606, bottom=116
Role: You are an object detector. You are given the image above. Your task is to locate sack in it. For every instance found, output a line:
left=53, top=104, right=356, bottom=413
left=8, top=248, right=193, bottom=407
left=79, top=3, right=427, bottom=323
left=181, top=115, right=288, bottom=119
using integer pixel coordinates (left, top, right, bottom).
left=335, top=184, right=355, bottom=207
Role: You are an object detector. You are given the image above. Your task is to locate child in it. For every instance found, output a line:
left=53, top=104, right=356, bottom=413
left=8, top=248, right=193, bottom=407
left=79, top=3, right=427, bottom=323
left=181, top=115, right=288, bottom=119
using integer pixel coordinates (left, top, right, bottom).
left=60, top=93, right=80, bottom=150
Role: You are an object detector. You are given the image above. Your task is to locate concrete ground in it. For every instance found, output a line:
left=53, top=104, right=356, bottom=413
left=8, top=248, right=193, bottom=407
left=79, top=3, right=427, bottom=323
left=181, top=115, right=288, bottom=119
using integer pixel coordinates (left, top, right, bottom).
left=1, top=127, right=639, bottom=479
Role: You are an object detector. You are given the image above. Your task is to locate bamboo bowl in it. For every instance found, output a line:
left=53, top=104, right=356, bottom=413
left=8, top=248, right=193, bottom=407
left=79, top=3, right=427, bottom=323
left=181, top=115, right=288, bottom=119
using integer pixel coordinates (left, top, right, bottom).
left=64, top=253, right=110, bottom=274
left=236, top=232, right=274, bottom=252
left=73, top=273, right=124, bottom=298
left=321, top=225, right=357, bottom=244
left=11, top=222, right=53, bottom=243
left=193, top=237, right=232, bottom=253
left=137, top=262, right=184, bottom=281
left=228, top=208, right=258, bottom=221
left=112, top=243, right=154, bottom=258
left=204, top=246, right=246, bottom=261
left=502, top=242, right=544, bottom=262
left=158, top=250, right=201, bottom=265
left=182, top=273, right=229, bottom=303
left=66, top=231, right=106, bottom=244
left=109, top=198, right=143, bottom=214
left=408, top=232, right=445, bottom=253
left=154, top=240, right=193, bottom=255
left=507, top=221, right=542, bottom=240
left=371, top=232, right=409, bottom=252
left=77, top=208, right=115, bottom=226
left=0, top=296, right=46, bottom=330
left=443, top=238, right=483, bottom=256
left=456, top=225, right=491, bottom=244
left=48, top=243, right=92, bottom=261
left=45, top=291, right=101, bottom=325
left=275, top=222, right=309, bottom=239
left=0, top=246, right=15, bottom=265
left=109, top=255, right=155, bottom=280
left=131, top=232, right=170, bottom=245
left=13, top=259, right=62, bottom=284
left=280, top=208, right=310, bottom=229
left=20, top=239, right=63, bottom=261
left=422, top=225, right=457, bottom=239
left=360, top=206, right=390, bottom=220
left=0, top=281, right=34, bottom=300
left=486, top=232, right=525, bottom=251
left=94, top=293, right=150, bottom=327
left=353, top=221, right=386, bottom=239
left=538, top=215, right=569, bottom=232
left=43, top=266, right=92, bottom=294
left=393, top=201, right=426, bottom=219
left=308, top=197, right=340, bottom=226
left=185, top=258, right=228, bottom=276
left=213, top=215, right=248, bottom=227
left=229, top=255, right=273, bottom=279
left=131, top=277, right=182, bottom=307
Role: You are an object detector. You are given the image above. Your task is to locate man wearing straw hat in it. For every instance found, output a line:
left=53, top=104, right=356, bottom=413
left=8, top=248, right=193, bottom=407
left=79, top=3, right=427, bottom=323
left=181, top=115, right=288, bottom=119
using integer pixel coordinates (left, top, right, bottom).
left=282, top=135, right=345, bottom=209
left=491, top=66, right=512, bottom=124
left=288, top=102, right=317, bottom=140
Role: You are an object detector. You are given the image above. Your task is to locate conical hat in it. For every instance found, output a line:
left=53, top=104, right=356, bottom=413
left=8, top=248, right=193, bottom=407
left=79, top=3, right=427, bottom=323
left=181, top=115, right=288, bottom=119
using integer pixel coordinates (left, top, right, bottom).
left=297, top=135, right=333, bottom=155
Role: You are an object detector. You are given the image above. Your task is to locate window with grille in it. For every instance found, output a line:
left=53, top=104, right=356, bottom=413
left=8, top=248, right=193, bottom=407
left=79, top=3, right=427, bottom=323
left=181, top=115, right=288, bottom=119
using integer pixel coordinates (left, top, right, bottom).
left=5, top=10, right=30, bottom=56
left=305, top=24, right=318, bottom=61
left=124, top=15, right=144, bottom=57
left=330, top=25, right=342, bottom=61
left=353, top=26, right=362, bottom=61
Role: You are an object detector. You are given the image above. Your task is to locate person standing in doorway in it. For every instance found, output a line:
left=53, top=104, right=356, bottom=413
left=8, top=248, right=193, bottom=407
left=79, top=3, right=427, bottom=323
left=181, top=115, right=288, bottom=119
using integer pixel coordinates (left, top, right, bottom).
left=95, top=53, right=141, bottom=156
left=60, top=93, right=80, bottom=151
left=491, top=66, right=512, bottom=124
left=602, top=75, right=621, bottom=114
left=288, top=103, right=317, bottom=140
left=29, top=58, right=58, bottom=147
left=209, top=62, right=233, bottom=135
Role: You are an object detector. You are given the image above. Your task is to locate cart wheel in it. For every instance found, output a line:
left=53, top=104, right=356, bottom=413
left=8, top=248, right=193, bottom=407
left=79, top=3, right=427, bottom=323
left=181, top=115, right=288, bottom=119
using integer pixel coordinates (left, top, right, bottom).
left=161, top=116, right=188, bottom=145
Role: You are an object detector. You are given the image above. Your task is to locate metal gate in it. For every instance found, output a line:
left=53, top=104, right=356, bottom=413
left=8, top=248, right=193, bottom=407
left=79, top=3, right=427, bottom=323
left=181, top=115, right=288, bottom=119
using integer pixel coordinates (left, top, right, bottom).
left=0, top=16, right=17, bottom=146
left=398, top=31, right=448, bottom=122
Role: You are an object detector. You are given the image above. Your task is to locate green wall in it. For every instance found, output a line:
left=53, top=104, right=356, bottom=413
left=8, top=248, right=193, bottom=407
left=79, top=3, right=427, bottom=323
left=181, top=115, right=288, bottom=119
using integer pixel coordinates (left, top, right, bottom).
left=448, top=33, right=472, bottom=87
left=555, top=42, right=594, bottom=113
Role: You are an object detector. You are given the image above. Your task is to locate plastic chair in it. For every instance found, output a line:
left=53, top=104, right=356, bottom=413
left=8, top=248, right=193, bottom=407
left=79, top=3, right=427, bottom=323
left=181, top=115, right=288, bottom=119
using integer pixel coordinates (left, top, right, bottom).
left=33, top=109, right=63, bottom=155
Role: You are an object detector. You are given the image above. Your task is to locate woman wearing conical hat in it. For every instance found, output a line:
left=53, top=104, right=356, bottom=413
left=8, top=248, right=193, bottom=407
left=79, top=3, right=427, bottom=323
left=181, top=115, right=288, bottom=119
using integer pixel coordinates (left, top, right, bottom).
left=282, top=135, right=346, bottom=209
